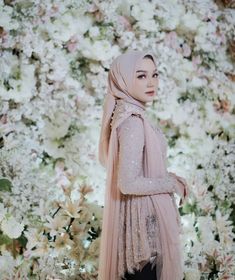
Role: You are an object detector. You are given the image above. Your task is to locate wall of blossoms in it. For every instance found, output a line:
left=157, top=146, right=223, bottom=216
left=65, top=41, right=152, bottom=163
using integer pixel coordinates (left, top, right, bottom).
left=0, top=0, right=234, bottom=279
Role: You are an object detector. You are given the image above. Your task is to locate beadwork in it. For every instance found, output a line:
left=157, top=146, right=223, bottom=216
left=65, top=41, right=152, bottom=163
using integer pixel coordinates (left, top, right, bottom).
left=110, top=99, right=146, bottom=128
left=111, top=99, right=181, bottom=279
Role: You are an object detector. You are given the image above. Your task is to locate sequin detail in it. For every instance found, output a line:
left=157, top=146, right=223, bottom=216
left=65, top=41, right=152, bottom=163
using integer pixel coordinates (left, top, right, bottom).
left=117, top=195, right=163, bottom=279
left=110, top=99, right=146, bottom=129
left=117, top=116, right=177, bottom=195
left=116, top=115, right=180, bottom=279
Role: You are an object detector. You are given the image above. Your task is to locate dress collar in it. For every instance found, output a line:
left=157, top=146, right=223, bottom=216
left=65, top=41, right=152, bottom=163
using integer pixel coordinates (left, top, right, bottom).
left=115, top=98, right=146, bottom=112
left=110, top=99, right=146, bottom=129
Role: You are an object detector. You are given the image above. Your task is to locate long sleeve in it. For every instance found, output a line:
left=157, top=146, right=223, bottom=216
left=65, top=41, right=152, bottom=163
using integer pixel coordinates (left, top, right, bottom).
left=117, top=115, right=178, bottom=196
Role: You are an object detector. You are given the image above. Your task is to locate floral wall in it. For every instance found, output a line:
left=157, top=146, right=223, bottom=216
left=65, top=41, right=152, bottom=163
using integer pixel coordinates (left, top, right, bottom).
left=0, top=0, right=234, bottom=279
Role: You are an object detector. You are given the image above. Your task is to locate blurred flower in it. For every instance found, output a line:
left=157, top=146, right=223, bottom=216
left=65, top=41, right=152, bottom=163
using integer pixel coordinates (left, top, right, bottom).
left=1, top=216, right=24, bottom=239
left=54, top=232, right=74, bottom=251
left=184, top=268, right=201, bottom=280
left=44, top=214, right=69, bottom=237
left=69, top=238, right=85, bottom=262
left=59, top=197, right=83, bottom=218
left=0, top=203, right=7, bottom=222
left=88, top=238, right=100, bottom=258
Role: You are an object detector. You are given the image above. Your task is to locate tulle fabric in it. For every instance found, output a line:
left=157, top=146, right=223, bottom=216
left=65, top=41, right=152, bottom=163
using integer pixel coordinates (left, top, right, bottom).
left=98, top=108, right=183, bottom=280
left=98, top=50, right=183, bottom=280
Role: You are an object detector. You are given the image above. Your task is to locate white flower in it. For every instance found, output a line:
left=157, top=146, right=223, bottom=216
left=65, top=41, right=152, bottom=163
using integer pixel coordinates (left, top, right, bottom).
left=24, top=228, right=42, bottom=251
left=131, top=2, right=155, bottom=21
left=190, top=76, right=208, bottom=88
left=0, top=203, right=7, bottom=222
left=179, top=12, right=201, bottom=32
left=196, top=191, right=215, bottom=213
left=46, top=13, right=93, bottom=42
left=0, top=63, right=36, bottom=103
left=44, top=215, right=69, bottom=237
left=89, top=26, right=100, bottom=37
left=42, top=111, right=71, bottom=139
left=171, top=59, right=194, bottom=90
left=0, top=251, right=16, bottom=277
left=118, top=31, right=135, bottom=48
left=197, top=216, right=216, bottom=244
left=171, top=105, right=191, bottom=126
left=137, top=19, right=159, bottom=32
left=79, top=38, right=120, bottom=61
left=204, top=101, right=222, bottom=133
left=43, top=139, right=65, bottom=158
left=195, top=22, right=218, bottom=52
left=215, top=210, right=235, bottom=248
left=0, top=52, right=18, bottom=78
left=46, top=52, right=69, bottom=82
left=0, top=5, right=19, bottom=31
left=181, top=213, right=198, bottom=243
left=186, top=123, right=206, bottom=139
left=156, top=2, right=185, bottom=30
left=184, top=268, right=201, bottom=280
left=1, top=216, right=24, bottom=239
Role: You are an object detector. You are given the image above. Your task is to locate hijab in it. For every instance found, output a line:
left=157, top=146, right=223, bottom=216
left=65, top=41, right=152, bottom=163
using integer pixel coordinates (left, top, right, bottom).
left=98, top=50, right=183, bottom=280
left=98, top=50, right=147, bottom=168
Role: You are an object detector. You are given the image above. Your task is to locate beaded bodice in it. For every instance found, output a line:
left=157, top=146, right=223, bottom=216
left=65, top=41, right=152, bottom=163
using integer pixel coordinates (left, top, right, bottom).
left=107, top=98, right=181, bottom=279
left=116, top=116, right=177, bottom=196
left=110, top=99, right=146, bottom=129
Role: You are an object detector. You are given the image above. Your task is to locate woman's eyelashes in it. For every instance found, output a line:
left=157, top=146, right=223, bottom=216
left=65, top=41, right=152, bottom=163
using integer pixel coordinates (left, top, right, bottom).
left=137, top=73, right=159, bottom=79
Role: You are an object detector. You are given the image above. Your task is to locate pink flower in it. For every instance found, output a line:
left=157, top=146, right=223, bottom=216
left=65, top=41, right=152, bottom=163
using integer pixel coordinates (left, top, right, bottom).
left=0, top=114, right=7, bottom=124
left=182, top=43, right=191, bottom=57
left=164, top=31, right=178, bottom=49
left=192, top=55, right=202, bottom=66
left=117, top=15, right=132, bottom=31
left=66, top=35, right=78, bottom=53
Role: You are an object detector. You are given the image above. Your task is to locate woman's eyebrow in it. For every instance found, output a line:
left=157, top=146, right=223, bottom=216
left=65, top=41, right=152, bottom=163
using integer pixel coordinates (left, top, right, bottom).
left=136, top=69, right=158, bottom=73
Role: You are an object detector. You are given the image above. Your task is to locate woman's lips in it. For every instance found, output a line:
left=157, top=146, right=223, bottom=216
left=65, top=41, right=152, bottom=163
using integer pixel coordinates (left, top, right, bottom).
left=145, top=91, right=155, bottom=96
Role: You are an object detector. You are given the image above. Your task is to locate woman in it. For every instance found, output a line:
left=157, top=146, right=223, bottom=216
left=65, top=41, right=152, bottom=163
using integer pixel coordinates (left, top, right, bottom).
left=98, top=50, right=189, bottom=280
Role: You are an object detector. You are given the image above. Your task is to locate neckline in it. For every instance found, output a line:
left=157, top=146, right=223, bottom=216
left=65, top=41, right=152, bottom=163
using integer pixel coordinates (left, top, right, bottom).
left=115, top=99, right=146, bottom=112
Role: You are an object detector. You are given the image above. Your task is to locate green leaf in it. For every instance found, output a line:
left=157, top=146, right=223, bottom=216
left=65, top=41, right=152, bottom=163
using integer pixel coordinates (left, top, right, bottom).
left=0, top=233, right=12, bottom=246
left=17, top=234, right=28, bottom=248
left=0, top=178, right=13, bottom=192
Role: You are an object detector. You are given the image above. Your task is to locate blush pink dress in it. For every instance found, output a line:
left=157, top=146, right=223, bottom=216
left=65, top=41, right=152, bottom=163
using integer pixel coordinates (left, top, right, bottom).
left=114, top=110, right=180, bottom=279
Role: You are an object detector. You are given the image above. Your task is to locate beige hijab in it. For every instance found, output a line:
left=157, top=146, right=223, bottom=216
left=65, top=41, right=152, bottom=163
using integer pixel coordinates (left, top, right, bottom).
left=98, top=50, right=183, bottom=280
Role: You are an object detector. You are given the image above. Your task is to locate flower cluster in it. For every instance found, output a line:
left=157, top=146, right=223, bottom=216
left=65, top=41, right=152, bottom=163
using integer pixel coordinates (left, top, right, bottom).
left=0, top=0, right=234, bottom=278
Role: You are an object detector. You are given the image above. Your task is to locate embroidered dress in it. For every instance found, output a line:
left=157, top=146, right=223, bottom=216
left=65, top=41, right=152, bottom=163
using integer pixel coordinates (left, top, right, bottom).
left=98, top=50, right=185, bottom=280
left=110, top=99, right=181, bottom=279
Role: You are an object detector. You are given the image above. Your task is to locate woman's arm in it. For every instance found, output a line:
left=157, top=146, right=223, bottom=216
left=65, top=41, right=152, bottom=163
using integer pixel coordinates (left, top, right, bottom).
left=117, top=115, right=179, bottom=196
left=169, top=172, right=190, bottom=205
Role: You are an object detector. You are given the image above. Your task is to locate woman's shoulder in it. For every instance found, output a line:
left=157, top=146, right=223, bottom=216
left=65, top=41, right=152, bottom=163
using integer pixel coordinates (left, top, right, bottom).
left=117, top=114, right=144, bottom=137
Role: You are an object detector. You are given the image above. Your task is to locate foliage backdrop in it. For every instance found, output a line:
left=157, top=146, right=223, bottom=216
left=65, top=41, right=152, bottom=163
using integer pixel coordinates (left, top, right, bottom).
left=0, top=0, right=235, bottom=279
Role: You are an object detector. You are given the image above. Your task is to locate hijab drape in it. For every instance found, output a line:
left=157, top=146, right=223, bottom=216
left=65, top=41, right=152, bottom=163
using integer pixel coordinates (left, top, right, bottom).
left=98, top=50, right=183, bottom=280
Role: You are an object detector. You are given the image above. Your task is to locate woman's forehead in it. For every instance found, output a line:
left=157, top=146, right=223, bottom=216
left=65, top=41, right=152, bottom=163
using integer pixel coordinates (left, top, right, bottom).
left=135, top=58, right=156, bottom=72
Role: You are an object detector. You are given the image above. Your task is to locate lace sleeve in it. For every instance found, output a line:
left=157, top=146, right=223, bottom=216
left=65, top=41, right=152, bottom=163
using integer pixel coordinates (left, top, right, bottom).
left=117, top=115, right=178, bottom=196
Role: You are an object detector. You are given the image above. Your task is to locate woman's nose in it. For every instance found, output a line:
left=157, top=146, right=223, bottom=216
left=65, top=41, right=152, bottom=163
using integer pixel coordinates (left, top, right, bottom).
left=147, top=78, right=153, bottom=87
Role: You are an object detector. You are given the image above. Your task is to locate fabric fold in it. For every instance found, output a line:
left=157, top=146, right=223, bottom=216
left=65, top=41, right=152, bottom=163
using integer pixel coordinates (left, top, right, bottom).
left=98, top=50, right=184, bottom=280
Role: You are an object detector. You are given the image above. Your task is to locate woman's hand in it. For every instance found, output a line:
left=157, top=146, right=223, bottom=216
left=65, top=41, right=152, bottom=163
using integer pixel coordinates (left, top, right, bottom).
left=177, top=176, right=189, bottom=206
left=168, top=172, right=189, bottom=206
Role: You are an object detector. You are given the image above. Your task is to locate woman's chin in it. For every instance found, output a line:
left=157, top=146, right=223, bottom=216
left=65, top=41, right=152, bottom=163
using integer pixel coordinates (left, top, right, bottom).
left=144, top=95, right=156, bottom=102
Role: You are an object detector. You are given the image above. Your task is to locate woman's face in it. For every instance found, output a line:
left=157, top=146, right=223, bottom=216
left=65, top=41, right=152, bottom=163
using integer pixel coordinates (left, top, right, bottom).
left=132, top=57, right=159, bottom=105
